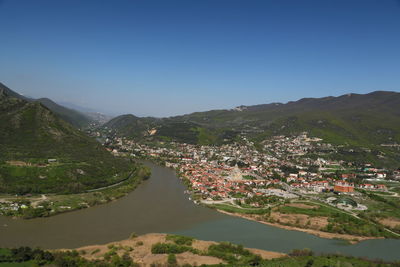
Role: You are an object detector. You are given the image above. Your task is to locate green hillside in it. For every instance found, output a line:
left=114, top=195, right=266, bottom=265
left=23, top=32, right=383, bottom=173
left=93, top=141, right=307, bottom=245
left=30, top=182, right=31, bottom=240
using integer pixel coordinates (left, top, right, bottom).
left=170, top=92, right=400, bottom=144
left=0, top=83, right=92, bottom=128
left=103, top=114, right=159, bottom=138
left=102, top=91, right=400, bottom=167
left=0, top=87, right=135, bottom=194
left=36, top=98, right=91, bottom=128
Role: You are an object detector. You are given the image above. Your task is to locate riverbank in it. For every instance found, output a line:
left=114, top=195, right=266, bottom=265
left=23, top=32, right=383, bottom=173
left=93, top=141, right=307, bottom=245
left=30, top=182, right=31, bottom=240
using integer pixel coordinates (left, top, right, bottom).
left=2, top=233, right=397, bottom=266
left=143, top=159, right=396, bottom=244
left=70, top=233, right=286, bottom=266
left=2, top=160, right=400, bottom=261
left=0, top=164, right=151, bottom=219
left=216, top=209, right=383, bottom=244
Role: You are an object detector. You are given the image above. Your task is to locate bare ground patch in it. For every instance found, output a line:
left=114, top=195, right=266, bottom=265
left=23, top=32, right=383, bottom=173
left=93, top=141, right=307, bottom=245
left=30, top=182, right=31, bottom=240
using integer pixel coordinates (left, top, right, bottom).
left=379, top=217, right=400, bottom=228
left=247, top=248, right=286, bottom=260
left=217, top=209, right=382, bottom=244
left=72, top=233, right=283, bottom=267
left=271, top=212, right=328, bottom=230
left=176, top=252, right=224, bottom=266
left=6, top=161, right=30, bottom=166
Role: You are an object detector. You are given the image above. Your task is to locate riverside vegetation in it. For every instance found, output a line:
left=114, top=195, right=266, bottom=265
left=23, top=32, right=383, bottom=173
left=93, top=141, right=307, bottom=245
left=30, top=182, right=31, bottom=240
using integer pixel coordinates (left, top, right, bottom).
left=102, top=136, right=400, bottom=242
left=0, top=234, right=399, bottom=267
left=0, top=165, right=150, bottom=219
left=0, top=84, right=151, bottom=218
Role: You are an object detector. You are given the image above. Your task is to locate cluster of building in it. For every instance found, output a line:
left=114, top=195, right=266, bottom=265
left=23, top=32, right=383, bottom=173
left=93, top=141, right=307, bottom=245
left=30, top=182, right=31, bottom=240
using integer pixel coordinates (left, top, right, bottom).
left=176, top=162, right=298, bottom=200
left=0, top=201, right=29, bottom=215
left=103, top=133, right=391, bottom=207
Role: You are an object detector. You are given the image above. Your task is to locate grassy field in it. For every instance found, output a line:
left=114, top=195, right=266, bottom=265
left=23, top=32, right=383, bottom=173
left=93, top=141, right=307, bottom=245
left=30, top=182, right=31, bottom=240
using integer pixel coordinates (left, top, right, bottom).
left=276, top=202, right=396, bottom=238
left=211, top=199, right=398, bottom=238
left=357, top=192, right=400, bottom=234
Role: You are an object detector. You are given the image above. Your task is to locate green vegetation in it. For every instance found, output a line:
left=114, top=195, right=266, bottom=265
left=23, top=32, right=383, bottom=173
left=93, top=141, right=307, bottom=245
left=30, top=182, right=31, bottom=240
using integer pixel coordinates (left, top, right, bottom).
left=2, top=245, right=399, bottom=267
left=365, top=192, right=400, bottom=209
left=103, top=114, right=159, bottom=139
left=0, top=165, right=151, bottom=218
left=167, top=254, right=178, bottom=266
left=358, top=191, right=400, bottom=234
left=151, top=242, right=198, bottom=254
left=102, top=91, right=400, bottom=168
left=207, top=242, right=262, bottom=265
left=0, top=163, right=133, bottom=194
left=150, top=236, right=265, bottom=266
left=36, top=98, right=91, bottom=128
left=166, top=234, right=194, bottom=246
left=244, top=195, right=283, bottom=206
left=325, top=212, right=390, bottom=237
left=277, top=204, right=338, bottom=217
left=0, top=247, right=54, bottom=266
left=276, top=203, right=395, bottom=238
left=0, top=90, right=138, bottom=195
left=259, top=254, right=397, bottom=267
left=0, top=87, right=152, bottom=208
left=0, top=247, right=137, bottom=267
left=209, top=203, right=271, bottom=215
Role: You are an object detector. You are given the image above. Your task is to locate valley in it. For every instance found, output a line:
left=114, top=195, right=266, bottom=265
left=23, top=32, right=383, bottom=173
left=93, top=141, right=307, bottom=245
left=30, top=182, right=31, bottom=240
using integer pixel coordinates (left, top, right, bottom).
left=1, top=161, right=400, bottom=264
left=0, top=84, right=150, bottom=218
left=100, top=132, right=400, bottom=242
left=2, top=0, right=400, bottom=265
left=1, top=83, right=400, bottom=265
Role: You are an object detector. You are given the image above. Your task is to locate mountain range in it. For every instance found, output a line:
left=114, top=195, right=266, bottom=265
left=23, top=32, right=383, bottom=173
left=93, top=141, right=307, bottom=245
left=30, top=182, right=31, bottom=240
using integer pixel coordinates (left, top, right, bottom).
left=1, top=81, right=399, bottom=168
left=102, top=91, right=400, bottom=167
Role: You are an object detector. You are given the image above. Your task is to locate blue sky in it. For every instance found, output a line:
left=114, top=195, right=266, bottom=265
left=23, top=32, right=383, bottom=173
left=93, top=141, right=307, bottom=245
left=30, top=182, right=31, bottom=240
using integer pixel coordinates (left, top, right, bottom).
left=1, top=0, right=400, bottom=117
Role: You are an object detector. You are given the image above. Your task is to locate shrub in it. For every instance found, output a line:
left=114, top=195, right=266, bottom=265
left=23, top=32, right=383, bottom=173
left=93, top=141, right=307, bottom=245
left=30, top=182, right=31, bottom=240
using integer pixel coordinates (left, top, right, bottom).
left=207, top=242, right=262, bottom=265
left=166, top=234, right=194, bottom=246
left=151, top=243, right=196, bottom=254
left=167, top=254, right=177, bottom=266
left=91, top=249, right=100, bottom=255
left=129, top=232, right=137, bottom=239
left=289, top=248, right=314, bottom=257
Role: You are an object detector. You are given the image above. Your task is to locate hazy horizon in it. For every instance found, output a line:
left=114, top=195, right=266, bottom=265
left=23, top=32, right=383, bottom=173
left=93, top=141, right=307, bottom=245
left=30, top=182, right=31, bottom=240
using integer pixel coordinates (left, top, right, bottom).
left=1, top=0, right=400, bottom=117
left=4, top=83, right=399, bottom=118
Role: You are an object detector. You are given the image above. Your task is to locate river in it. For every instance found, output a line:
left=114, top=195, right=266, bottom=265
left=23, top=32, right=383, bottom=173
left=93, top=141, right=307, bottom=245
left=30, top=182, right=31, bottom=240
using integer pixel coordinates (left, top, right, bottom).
left=0, top=161, right=399, bottom=261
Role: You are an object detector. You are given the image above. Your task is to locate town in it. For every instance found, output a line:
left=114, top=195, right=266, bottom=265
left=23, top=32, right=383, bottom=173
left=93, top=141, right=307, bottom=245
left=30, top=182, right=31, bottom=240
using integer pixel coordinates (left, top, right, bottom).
left=101, top=132, right=398, bottom=210
left=2, top=128, right=399, bottom=239
left=91, top=130, right=400, bottom=240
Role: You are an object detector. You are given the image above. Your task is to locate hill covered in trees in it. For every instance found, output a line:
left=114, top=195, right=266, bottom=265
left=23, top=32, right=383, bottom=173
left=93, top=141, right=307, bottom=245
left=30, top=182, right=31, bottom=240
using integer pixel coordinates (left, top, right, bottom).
left=0, top=83, right=92, bottom=128
left=0, top=86, right=135, bottom=194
